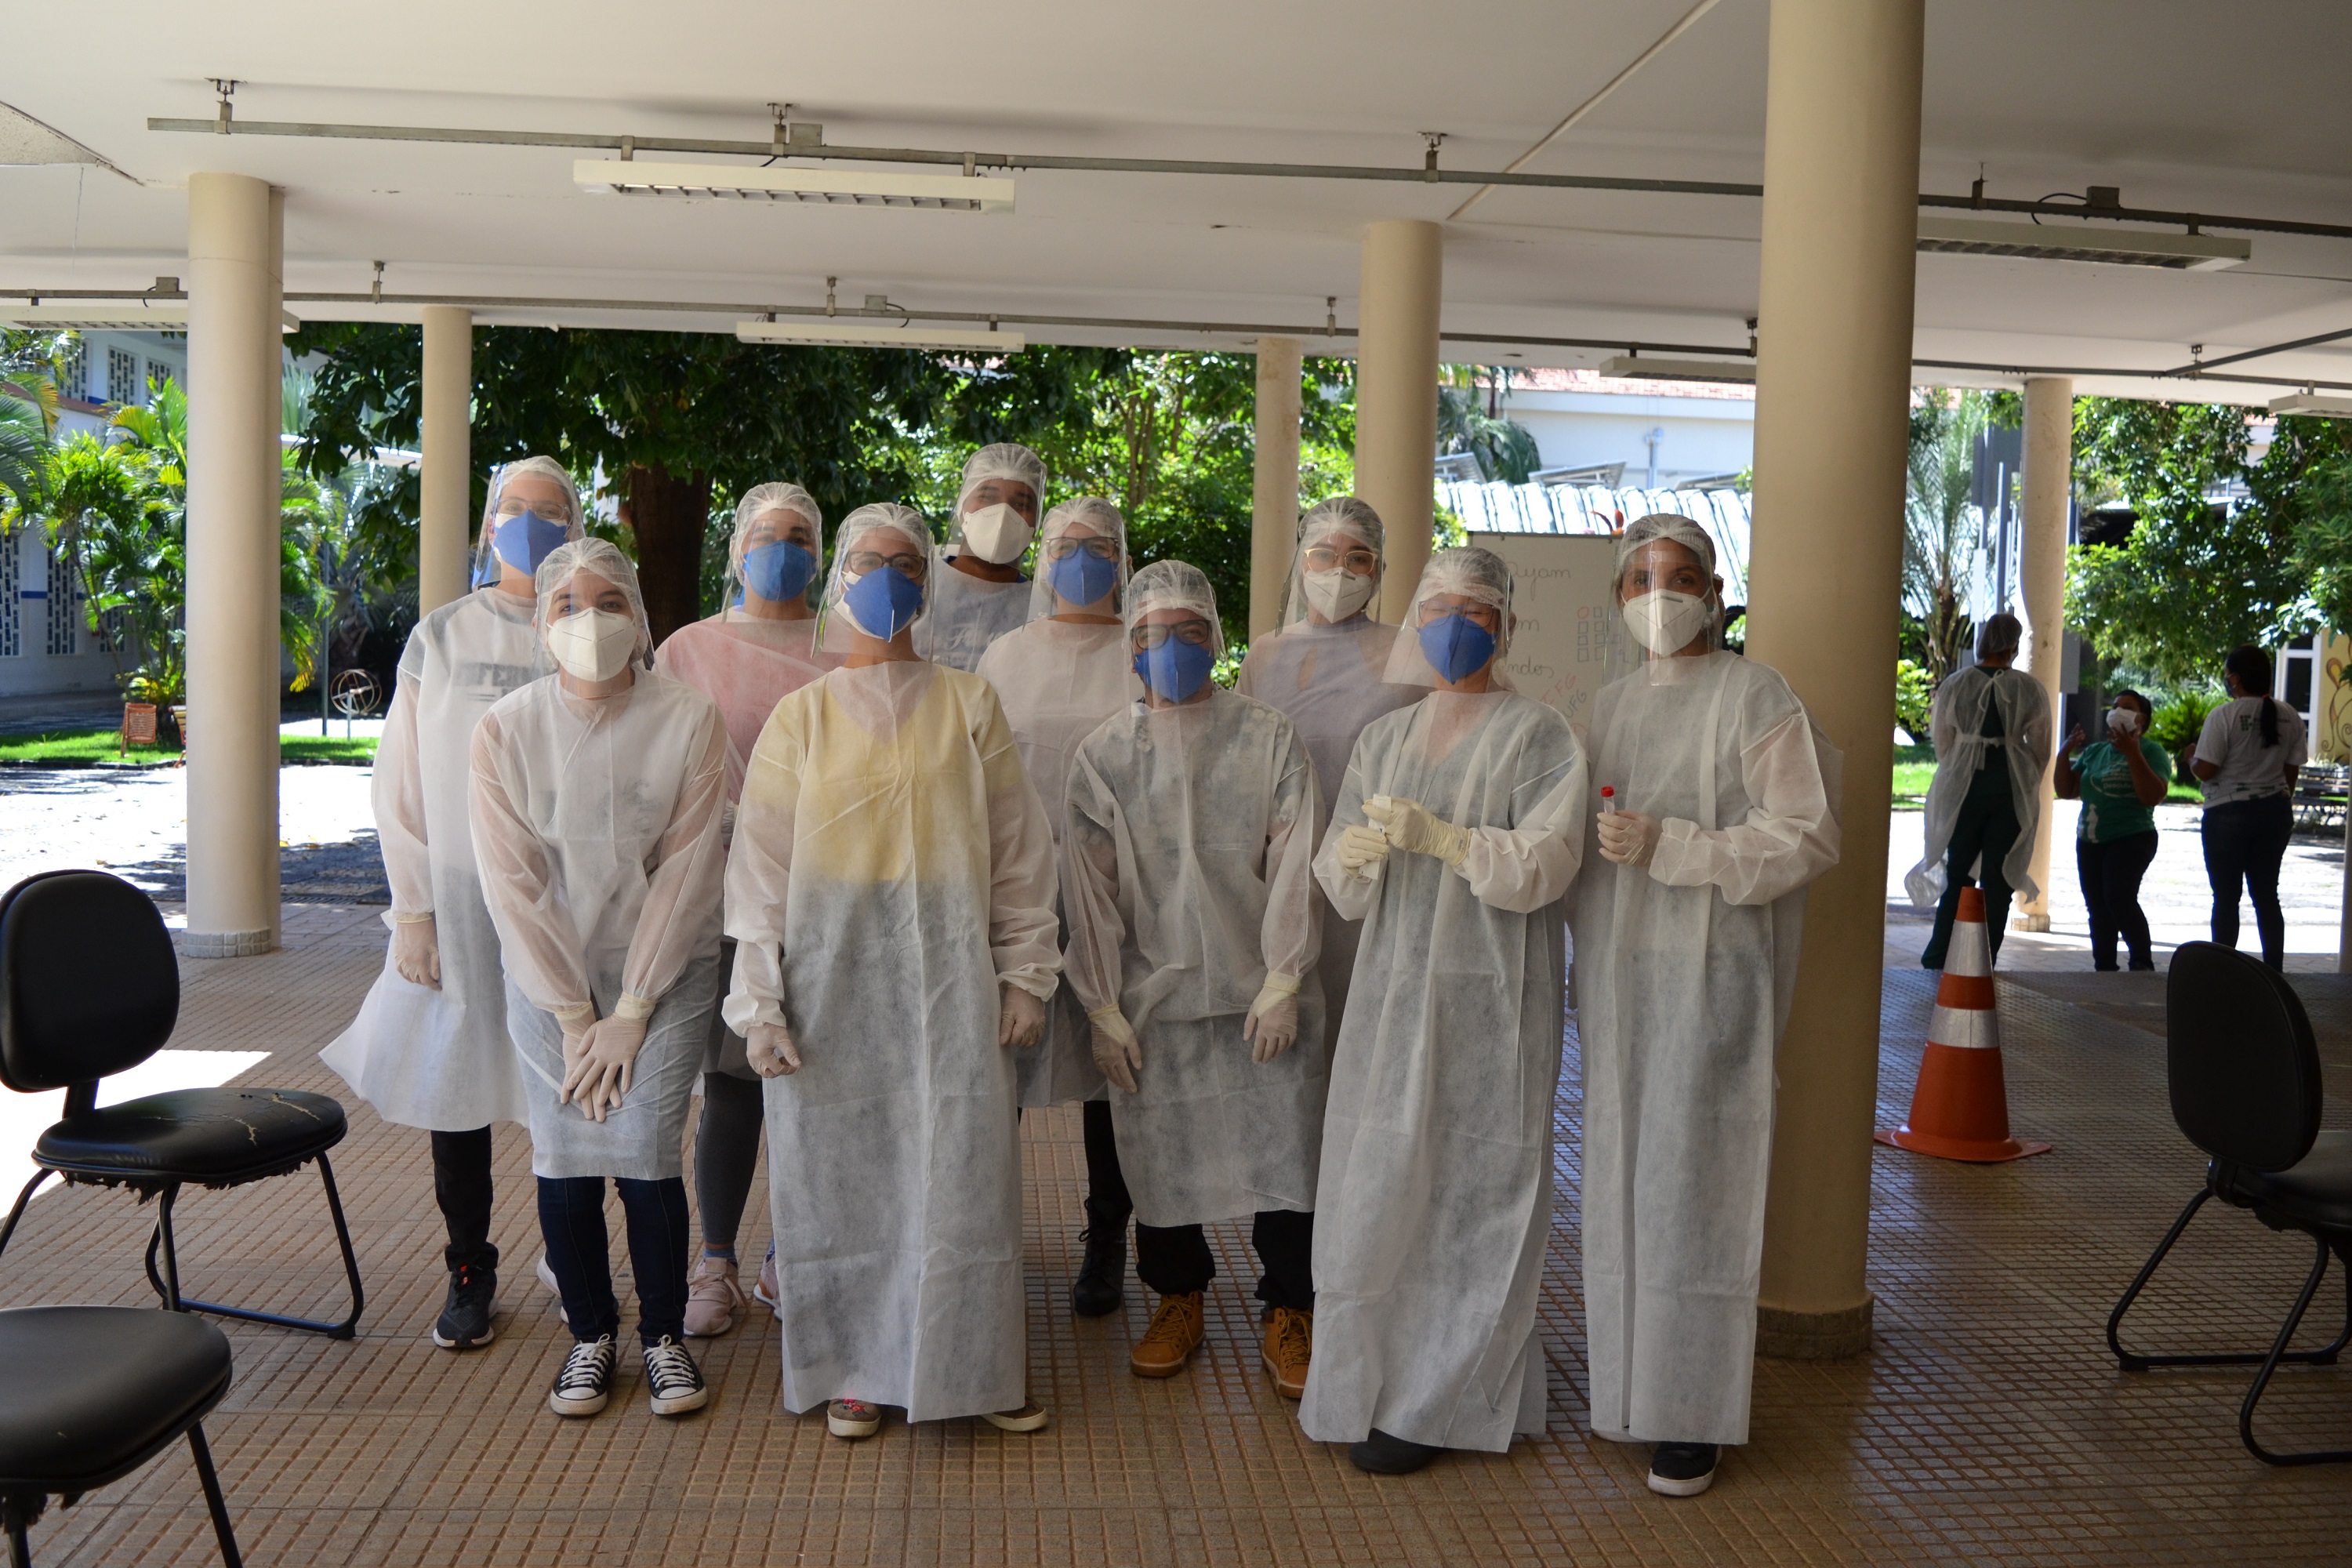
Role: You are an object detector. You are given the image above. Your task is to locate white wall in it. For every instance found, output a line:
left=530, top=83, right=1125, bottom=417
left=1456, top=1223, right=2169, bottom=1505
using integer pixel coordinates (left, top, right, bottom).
left=1501, top=383, right=1755, bottom=488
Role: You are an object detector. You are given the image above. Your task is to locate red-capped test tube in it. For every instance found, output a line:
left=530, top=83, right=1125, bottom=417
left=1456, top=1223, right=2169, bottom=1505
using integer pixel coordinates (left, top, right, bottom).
left=1600, top=786, right=1617, bottom=815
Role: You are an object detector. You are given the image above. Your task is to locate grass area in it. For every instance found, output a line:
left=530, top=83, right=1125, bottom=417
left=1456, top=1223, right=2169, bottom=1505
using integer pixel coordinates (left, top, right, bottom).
left=0, top=728, right=376, bottom=768
left=1891, top=742, right=2203, bottom=808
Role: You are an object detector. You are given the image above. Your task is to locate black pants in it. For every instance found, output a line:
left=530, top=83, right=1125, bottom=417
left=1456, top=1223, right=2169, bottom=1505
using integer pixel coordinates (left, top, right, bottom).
left=1923, top=769, right=2020, bottom=969
left=1081, top=1098, right=1131, bottom=1217
left=537, top=1175, right=691, bottom=1345
left=2077, top=830, right=2160, bottom=971
left=694, top=1072, right=764, bottom=1252
left=430, top=1127, right=497, bottom=1274
left=2202, top=793, right=2292, bottom=970
left=1134, top=1209, right=1315, bottom=1312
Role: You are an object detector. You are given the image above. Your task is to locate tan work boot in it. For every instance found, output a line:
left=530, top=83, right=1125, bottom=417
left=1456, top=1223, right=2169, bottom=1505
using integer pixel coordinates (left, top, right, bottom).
left=1262, top=1305, right=1312, bottom=1399
left=1131, top=1290, right=1206, bottom=1378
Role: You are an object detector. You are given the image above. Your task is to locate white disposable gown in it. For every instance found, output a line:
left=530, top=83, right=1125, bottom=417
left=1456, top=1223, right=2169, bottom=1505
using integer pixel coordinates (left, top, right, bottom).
left=1570, top=650, right=1839, bottom=1448
left=1299, top=691, right=1587, bottom=1452
left=469, top=673, right=728, bottom=1180
left=1062, top=688, right=1326, bottom=1225
left=322, top=587, right=539, bottom=1130
left=913, top=562, right=1033, bottom=673
left=722, top=661, right=1060, bottom=1422
left=974, top=619, right=1138, bottom=1106
left=1903, top=662, right=2051, bottom=909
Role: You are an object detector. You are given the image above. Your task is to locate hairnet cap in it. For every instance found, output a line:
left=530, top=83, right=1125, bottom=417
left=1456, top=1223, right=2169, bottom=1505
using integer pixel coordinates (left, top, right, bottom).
left=1976, top=612, right=2023, bottom=660
left=471, top=455, right=587, bottom=589
left=817, top=503, right=935, bottom=653
left=721, top=481, right=828, bottom=618
left=1279, top=495, right=1388, bottom=629
left=1124, top=558, right=1225, bottom=659
left=1614, top=513, right=1717, bottom=583
left=954, top=443, right=1048, bottom=524
left=1379, top=546, right=1517, bottom=688
left=533, top=537, right=653, bottom=669
left=1031, top=495, right=1132, bottom=619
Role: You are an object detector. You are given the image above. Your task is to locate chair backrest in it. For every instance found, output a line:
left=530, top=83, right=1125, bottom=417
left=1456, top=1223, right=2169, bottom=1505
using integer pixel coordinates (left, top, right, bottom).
left=0, top=871, right=179, bottom=1094
left=2165, top=940, right=2321, bottom=1174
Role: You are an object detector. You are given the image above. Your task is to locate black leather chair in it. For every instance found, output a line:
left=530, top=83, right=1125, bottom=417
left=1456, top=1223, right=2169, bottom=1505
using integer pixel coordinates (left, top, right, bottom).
left=2107, top=940, right=2352, bottom=1465
left=0, top=1305, right=241, bottom=1566
left=0, top=871, right=364, bottom=1338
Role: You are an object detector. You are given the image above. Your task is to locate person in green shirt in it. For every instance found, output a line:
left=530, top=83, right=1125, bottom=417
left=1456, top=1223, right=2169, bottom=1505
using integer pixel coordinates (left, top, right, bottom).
left=2054, top=689, right=2172, bottom=971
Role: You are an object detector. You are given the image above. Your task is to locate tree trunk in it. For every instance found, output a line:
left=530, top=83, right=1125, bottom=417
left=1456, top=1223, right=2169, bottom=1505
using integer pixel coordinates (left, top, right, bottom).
left=626, top=462, right=712, bottom=646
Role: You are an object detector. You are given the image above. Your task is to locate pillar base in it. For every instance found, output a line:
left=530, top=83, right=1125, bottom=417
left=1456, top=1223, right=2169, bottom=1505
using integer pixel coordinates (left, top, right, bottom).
left=181, top=927, right=277, bottom=960
left=1756, top=1294, right=1874, bottom=1359
left=2015, top=913, right=2052, bottom=933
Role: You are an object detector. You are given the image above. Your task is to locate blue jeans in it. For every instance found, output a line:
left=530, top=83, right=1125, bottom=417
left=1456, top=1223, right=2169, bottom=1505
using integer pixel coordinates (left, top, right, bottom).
left=536, top=1175, right=690, bottom=1345
left=2201, top=793, right=2292, bottom=970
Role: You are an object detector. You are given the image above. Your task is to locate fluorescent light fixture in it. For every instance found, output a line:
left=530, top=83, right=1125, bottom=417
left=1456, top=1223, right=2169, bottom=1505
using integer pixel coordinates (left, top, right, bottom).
left=0, top=303, right=302, bottom=332
left=2268, top=391, right=2352, bottom=420
left=1597, top=354, right=1755, bottom=384
left=737, top=318, right=1025, bottom=353
left=577, top=159, right=1014, bottom=214
left=1917, top=216, right=2249, bottom=270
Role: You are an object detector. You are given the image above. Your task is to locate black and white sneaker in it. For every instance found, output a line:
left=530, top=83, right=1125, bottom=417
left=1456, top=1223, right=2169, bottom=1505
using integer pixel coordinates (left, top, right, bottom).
left=644, top=1335, right=709, bottom=1416
left=432, top=1263, right=497, bottom=1349
left=1646, top=1441, right=1719, bottom=1497
left=550, top=1335, right=619, bottom=1417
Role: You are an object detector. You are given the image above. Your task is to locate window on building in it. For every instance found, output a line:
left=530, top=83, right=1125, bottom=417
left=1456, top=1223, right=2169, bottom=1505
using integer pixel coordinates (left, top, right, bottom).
left=57, top=337, right=89, bottom=402
left=147, top=362, right=173, bottom=396
left=45, top=543, right=79, bottom=656
left=0, top=533, right=20, bottom=658
left=106, top=347, right=140, bottom=406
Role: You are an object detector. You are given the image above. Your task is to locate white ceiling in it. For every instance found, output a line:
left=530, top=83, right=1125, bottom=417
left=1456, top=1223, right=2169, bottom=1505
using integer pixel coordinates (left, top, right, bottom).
left=3, top=0, right=2348, bottom=403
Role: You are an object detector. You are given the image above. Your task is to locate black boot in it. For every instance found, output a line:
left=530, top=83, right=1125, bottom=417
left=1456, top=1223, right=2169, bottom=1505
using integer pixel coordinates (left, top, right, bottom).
left=1070, top=1199, right=1128, bottom=1317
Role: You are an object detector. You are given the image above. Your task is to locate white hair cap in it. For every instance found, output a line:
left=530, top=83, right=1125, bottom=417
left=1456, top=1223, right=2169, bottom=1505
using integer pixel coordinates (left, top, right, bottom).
left=1124, top=558, right=1225, bottom=659
left=1614, top=512, right=1718, bottom=583
left=953, top=443, right=1048, bottom=530
left=532, top=537, right=652, bottom=670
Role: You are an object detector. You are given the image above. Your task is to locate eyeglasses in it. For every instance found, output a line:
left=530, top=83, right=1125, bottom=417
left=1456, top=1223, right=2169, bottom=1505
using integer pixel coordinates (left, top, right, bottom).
left=494, top=498, right=577, bottom=524
left=844, top=550, right=929, bottom=578
left=1131, top=619, right=1214, bottom=650
left=1417, top=601, right=1501, bottom=632
left=1302, top=546, right=1379, bottom=574
left=1044, top=536, right=1121, bottom=562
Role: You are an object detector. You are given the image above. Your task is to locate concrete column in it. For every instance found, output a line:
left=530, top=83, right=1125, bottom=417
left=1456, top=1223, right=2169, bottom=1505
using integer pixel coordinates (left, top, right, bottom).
left=419, top=306, right=474, bottom=615
left=1741, top=0, right=1926, bottom=1359
left=1354, top=221, right=1443, bottom=621
left=2013, top=376, right=2074, bottom=932
left=1249, top=336, right=1305, bottom=640
left=183, top=173, right=285, bottom=957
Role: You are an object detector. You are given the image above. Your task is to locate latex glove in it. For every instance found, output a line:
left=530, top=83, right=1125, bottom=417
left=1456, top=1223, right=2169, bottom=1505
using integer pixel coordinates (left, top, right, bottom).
left=561, top=1015, right=648, bottom=1122
left=746, top=1022, right=801, bottom=1077
left=1090, top=1006, right=1142, bottom=1094
left=1243, top=974, right=1301, bottom=1064
left=1335, top=822, right=1392, bottom=879
left=1596, top=809, right=1662, bottom=868
left=392, top=915, right=441, bottom=989
left=1364, top=794, right=1472, bottom=868
left=998, top=985, right=1047, bottom=1050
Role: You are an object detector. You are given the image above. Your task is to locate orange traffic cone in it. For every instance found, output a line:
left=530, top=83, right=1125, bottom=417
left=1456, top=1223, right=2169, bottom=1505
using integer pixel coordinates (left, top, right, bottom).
left=1875, top=885, right=2052, bottom=1163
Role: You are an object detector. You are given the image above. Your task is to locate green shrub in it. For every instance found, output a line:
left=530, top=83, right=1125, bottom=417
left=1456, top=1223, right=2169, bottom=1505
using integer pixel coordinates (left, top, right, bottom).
left=2147, top=687, right=2223, bottom=766
left=1894, top=659, right=1936, bottom=742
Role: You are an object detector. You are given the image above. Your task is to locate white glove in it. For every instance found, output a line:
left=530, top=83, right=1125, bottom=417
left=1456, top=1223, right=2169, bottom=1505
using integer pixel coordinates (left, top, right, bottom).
left=1364, top=794, right=1472, bottom=868
left=562, top=1014, right=648, bottom=1122
left=1243, top=974, right=1301, bottom=1064
left=1596, top=809, right=1663, bottom=868
left=392, top=915, right=441, bottom=989
left=1090, top=1006, right=1142, bottom=1094
left=998, top=985, right=1047, bottom=1050
left=1335, top=823, right=1392, bottom=878
left=746, top=1022, right=801, bottom=1077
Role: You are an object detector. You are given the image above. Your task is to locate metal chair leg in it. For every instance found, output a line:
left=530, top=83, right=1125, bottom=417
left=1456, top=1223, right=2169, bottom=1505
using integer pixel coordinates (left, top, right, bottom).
left=0, top=1171, right=53, bottom=1270
left=2241, top=1233, right=2352, bottom=1466
left=2108, top=1187, right=2350, bottom=1370
left=1, top=1493, right=36, bottom=1568
left=184, top=1422, right=243, bottom=1568
left=148, top=1161, right=364, bottom=1339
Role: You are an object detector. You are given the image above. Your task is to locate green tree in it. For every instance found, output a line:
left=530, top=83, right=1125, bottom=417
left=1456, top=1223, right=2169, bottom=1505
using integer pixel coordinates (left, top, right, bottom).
left=1436, top=366, right=1540, bottom=484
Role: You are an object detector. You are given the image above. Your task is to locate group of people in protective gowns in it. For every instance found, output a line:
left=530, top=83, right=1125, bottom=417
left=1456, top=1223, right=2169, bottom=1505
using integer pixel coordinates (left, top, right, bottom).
left=324, top=441, right=1841, bottom=1497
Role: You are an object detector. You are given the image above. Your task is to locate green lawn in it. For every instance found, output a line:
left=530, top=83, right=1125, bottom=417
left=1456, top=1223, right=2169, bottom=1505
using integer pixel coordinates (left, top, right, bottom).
left=1892, top=743, right=2202, bottom=808
left=0, top=728, right=377, bottom=768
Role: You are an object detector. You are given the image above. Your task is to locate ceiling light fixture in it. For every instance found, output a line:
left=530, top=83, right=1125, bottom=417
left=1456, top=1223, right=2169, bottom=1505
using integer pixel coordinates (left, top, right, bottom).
left=1597, top=354, right=1755, bottom=384
left=577, top=159, right=1014, bottom=214
left=1917, top=216, right=2249, bottom=270
left=736, top=318, right=1025, bottom=353
left=0, top=300, right=302, bottom=332
left=2268, top=391, right=2352, bottom=420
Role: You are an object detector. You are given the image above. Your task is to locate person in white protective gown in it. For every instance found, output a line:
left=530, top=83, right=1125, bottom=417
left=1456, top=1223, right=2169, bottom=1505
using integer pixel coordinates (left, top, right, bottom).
left=1570, top=513, right=1841, bottom=1499
left=1902, top=612, right=2050, bottom=969
left=1062, top=560, right=1327, bottom=1397
left=651, top=481, right=839, bottom=1338
left=972, top=496, right=1145, bottom=1319
left=913, top=443, right=1046, bottom=671
left=1301, top=546, right=1588, bottom=1475
left=723, top=503, right=1062, bottom=1443
left=322, top=456, right=583, bottom=1352
left=1235, top=495, right=1423, bottom=1023
left=467, top=539, right=728, bottom=1421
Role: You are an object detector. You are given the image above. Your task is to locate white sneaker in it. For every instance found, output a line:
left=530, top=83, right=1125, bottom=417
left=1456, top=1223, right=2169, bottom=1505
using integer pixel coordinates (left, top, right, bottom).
left=536, top=1255, right=568, bottom=1330
left=550, top=1335, right=617, bottom=1418
left=643, top=1335, right=709, bottom=1417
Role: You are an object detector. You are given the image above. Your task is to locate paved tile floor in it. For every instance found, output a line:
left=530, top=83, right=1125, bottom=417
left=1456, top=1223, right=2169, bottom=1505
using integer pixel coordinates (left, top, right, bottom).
left=6, top=903, right=2350, bottom=1565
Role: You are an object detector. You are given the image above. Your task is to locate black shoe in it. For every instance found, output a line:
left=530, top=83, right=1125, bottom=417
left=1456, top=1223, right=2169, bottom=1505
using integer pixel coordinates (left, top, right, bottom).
left=1349, top=1428, right=1441, bottom=1475
left=550, top=1334, right=618, bottom=1417
left=432, top=1263, right=497, bottom=1349
left=643, top=1335, right=710, bottom=1417
left=1070, top=1200, right=1128, bottom=1318
left=1646, top=1441, right=1719, bottom=1497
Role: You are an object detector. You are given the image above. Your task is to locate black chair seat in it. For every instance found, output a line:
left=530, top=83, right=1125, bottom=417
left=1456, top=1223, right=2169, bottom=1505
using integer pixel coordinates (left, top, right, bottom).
left=0, top=1307, right=230, bottom=1490
left=2223, top=1130, right=2352, bottom=1232
left=35, top=1088, right=346, bottom=1184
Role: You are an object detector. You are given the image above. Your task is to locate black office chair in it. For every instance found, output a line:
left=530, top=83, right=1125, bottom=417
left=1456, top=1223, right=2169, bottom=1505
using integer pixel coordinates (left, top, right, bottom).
left=0, top=870, right=364, bottom=1338
left=0, top=1305, right=241, bottom=1566
left=2107, top=940, right=2352, bottom=1465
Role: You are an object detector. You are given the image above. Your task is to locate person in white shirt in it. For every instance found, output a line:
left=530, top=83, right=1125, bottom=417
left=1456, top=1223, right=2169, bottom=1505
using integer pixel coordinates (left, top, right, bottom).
left=2190, top=644, right=2307, bottom=970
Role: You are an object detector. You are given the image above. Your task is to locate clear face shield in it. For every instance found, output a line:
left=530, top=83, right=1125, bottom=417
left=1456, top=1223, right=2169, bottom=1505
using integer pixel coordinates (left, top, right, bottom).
left=533, top=539, right=652, bottom=680
left=1029, top=496, right=1131, bottom=620
left=952, top=444, right=1049, bottom=567
left=1279, top=497, right=1388, bottom=630
left=1377, top=546, right=1515, bottom=688
left=1123, top=560, right=1225, bottom=706
left=724, top=485, right=826, bottom=619
left=816, top=506, right=935, bottom=654
left=1606, top=515, right=1724, bottom=684
left=471, top=456, right=586, bottom=590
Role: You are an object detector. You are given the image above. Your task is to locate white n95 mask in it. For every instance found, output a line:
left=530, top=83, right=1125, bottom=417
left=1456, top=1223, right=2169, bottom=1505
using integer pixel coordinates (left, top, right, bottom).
left=545, top=609, right=638, bottom=681
left=960, top=503, right=1034, bottom=564
left=1621, top=590, right=1711, bottom=656
left=1303, top=568, right=1377, bottom=623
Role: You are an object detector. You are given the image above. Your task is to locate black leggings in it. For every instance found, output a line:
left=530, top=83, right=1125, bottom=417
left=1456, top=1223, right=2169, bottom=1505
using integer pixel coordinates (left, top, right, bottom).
left=2201, top=793, right=2292, bottom=970
left=693, top=1073, right=764, bottom=1253
left=429, top=1127, right=496, bottom=1274
left=2077, top=830, right=2160, bottom=971
left=538, top=1175, right=691, bottom=1345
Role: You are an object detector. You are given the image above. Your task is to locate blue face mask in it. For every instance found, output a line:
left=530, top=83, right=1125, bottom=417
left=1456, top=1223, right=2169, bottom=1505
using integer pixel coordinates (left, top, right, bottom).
left=1417, top=612, right=1497, bottom=684
left=741, top=540, right=818, bottom=605
left=492, top=509, right=570, bottom=578
left=1046, top=546, right=1121, bottom=608
left=841, top=564, right=926, bottom=641
left=1133, top=638, right=1215, bottom=704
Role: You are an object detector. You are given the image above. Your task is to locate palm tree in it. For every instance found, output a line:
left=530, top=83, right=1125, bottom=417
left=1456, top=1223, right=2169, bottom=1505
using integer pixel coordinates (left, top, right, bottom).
left=0, top=391, right=45, bottom=520
left=1904, top=390, right=1989, bottom=682
left=1437, top=366, right=1541, bottom=485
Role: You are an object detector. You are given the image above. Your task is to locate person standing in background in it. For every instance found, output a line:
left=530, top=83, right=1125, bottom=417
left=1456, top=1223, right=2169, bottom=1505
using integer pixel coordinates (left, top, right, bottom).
left=2055, top=689, right=2170, bottom=972
left=916, top=444, right=1046, bottom=672
left=2191, top=644, right=2304, bottom=971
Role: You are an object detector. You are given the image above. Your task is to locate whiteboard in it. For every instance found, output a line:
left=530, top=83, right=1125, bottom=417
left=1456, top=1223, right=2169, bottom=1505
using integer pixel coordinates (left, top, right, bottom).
left=1469, top=531, right=1621, bottom=739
